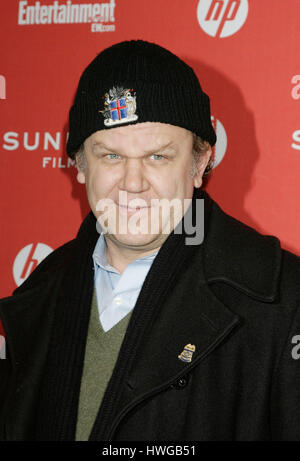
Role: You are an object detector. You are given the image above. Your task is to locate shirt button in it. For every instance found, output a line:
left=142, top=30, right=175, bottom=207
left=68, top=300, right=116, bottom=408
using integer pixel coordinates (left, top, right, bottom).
left=114, top=296, right=122, bottom=305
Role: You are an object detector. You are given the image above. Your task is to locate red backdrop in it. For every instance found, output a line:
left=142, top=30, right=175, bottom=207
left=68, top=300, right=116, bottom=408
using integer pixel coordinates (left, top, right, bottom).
left=1, top=0, right=300, bottom=307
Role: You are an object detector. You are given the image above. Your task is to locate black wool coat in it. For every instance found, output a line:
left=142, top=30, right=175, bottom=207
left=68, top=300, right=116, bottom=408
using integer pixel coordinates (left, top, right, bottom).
left=1, top=188, right=300, bottom=441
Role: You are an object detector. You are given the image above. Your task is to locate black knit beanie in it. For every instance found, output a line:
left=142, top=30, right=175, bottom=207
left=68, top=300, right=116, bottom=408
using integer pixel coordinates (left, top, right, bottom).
left=66, top=39, right=216, bottom=158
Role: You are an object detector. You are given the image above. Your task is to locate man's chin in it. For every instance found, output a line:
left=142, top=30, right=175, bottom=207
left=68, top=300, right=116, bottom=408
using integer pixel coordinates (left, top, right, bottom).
left=105, top=231, right=163, bottom=249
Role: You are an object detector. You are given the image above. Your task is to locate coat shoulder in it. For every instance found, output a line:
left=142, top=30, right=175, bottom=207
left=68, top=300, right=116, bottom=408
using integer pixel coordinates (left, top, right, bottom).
left=206, top=197, right=300, bottom=306
left=278, top=247, right=300, bottom=305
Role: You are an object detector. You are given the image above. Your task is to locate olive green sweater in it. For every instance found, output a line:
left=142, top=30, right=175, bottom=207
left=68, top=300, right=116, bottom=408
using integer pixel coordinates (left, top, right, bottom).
left=75, top=287, right=133, bottom=441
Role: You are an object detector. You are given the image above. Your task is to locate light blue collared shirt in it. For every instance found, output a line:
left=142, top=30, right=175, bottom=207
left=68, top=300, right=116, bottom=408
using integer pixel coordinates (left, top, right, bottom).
left=92, top=232, right=159, bottom=332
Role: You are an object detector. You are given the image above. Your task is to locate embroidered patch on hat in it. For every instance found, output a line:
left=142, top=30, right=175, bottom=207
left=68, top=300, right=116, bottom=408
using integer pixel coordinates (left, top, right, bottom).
left=178, top=344, right=196, bottom=363
left=99, top=85, right=138, bottom=127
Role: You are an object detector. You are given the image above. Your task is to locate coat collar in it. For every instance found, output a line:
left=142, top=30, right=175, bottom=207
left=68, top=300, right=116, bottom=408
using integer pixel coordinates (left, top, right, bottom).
left=201, top=190, right=282, bottom=302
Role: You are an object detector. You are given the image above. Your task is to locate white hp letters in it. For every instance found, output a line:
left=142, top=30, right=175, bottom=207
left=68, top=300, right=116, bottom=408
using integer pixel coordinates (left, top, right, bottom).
left=197, top=0, right=248, bottom=38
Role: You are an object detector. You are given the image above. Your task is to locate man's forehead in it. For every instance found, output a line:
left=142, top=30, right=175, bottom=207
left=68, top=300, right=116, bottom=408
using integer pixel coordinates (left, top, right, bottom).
left=88, top=122, right=191, bottom=147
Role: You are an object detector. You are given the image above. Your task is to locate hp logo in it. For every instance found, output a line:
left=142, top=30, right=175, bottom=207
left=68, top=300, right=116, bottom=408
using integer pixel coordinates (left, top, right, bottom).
left=197, top=0, right=249, bottom=38
left=13, top=243, right=53, bottom=287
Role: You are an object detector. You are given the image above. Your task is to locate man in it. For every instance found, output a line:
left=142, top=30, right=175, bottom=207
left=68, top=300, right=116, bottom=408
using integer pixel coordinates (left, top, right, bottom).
left=1, top=39, right=300, bottom=441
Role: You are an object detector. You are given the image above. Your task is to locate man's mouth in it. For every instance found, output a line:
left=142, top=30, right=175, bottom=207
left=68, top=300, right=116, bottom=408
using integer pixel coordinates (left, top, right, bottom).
left=117, top=202, right=149, bottom=209
left=117, top=203, right=150, bottom=215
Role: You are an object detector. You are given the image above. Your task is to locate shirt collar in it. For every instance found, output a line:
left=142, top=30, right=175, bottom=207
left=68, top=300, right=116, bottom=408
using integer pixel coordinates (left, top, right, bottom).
left=92, top=232, right=159, bottom=273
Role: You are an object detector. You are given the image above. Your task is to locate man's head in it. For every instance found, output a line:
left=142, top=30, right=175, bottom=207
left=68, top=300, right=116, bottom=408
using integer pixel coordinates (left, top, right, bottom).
left=74, top=121, right=212, bottom=249
left=67, top=40, right=216, bottom=253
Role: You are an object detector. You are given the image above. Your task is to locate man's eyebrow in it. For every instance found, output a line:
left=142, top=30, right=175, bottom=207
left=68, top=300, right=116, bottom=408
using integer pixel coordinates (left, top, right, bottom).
left=92, top=140, right=176, bottom=154
left=92, top=141, right=110, bottom=149
left=144, top=141, right=175, bottom=153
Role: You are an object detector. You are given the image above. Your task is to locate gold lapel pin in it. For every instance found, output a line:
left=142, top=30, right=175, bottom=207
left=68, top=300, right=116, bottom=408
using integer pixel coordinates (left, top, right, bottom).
left=178, top=344, right=196, bottom=362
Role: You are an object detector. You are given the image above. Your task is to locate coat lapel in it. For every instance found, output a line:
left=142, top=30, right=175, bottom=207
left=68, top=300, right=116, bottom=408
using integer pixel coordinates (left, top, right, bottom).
left=105, top=229, right=242, bottom=439
left=117, top=261, right=242, bottom=405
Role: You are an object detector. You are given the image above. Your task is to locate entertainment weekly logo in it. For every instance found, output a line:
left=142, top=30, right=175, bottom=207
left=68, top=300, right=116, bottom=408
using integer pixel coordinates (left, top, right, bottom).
left=18, top=0, right=116, bottom=33
left=13, top=243, right=53, bottom=287
left=197, top=0, right=248, bottom=38
left=1, top=116, right=228, bottom=168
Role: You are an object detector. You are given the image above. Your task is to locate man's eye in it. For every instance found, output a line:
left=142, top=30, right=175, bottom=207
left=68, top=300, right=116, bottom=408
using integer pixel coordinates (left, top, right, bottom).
left=105, top=153, right=120, bottom=160
left=150, top=154, right=165, bottom=161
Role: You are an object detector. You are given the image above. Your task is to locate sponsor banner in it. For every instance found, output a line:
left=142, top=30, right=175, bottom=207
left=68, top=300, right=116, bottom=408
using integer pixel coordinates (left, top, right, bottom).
left=0, top=0, right=300, bottom=297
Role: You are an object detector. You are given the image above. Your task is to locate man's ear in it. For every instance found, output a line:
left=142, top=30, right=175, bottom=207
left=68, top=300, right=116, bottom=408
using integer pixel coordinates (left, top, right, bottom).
left=75, top=158, right=86, bottom=184
left=77, top=170, right=86, bottom=184
left=193, top=146, right=212, bottom=188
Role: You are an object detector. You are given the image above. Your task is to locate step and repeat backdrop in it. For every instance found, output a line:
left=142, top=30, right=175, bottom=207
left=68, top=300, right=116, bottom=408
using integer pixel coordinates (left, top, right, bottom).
left=0, top=0, right=299, bottom=315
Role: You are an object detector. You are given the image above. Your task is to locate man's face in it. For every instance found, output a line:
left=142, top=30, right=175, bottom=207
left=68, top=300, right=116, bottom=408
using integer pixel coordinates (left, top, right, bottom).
left=76, top=122, right=210, bottom=251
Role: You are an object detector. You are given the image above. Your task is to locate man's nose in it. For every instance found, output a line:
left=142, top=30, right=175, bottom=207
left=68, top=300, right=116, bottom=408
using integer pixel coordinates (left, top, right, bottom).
left=120, top=159, right=148, bottom=192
